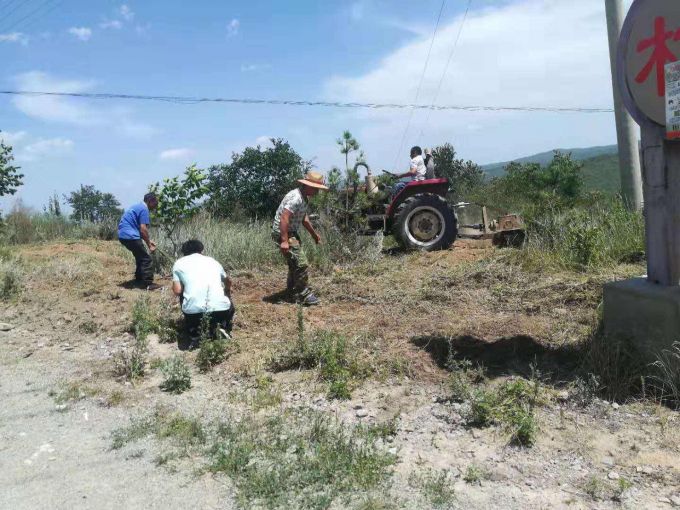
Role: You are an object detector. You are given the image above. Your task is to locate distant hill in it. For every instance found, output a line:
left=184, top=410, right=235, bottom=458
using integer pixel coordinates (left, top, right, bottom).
left=482, top=145, right=618, bottom=178
left=482, top=145, right=622, bottom=194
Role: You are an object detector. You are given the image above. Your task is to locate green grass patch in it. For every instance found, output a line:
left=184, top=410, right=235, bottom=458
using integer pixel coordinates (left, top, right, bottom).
left=463, top=377, right=542, bottom=447
left=410, top=469, right=456, bottom=509
left=160, top=355, right=191, bottom=394
left=112, top=407, right=395, bottom=509
left=49, top=381, right=99, bottom=404
left=207, top=410, right=395, bottom=509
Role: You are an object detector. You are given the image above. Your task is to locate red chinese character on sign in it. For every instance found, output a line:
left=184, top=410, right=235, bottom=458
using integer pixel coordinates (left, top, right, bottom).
left=635, top=16, right=680, bottom=97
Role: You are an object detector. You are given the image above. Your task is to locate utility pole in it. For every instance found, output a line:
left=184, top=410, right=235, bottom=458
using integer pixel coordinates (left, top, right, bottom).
left=605, top=0, right=643, bottom=210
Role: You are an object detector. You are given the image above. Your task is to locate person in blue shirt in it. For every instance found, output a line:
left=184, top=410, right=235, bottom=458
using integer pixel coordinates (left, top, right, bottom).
left=118, top=192, right=161, bottom=290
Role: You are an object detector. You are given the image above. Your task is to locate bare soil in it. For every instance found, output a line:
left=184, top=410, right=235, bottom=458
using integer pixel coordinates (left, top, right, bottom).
left=1, top=239, right=679, bottom=509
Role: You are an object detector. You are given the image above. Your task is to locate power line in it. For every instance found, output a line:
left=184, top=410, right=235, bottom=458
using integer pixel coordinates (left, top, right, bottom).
left=14, top=0, right=62, bottom=33
left=393, top=0, right=447, bottom=169
left=0, top=0, right=59, bottom=33
left=0, top=0, right=30, bottom=27
left=419, top=0, right=473, bottom=139
left=0, top=0, right=25, bottom=17
left=0, top=90, right=615, bottom=113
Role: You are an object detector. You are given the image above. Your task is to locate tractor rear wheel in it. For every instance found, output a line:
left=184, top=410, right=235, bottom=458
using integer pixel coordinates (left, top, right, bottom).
left=392, top=193, right=457, bottom=251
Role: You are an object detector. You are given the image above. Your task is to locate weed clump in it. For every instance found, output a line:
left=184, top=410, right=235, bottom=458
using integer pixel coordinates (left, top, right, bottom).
left=0, top=258, right=22, bottom=300
left=207, top=410, right=395, bottom=509
left=270, top=328, right=364, bottom=400
left=463, top=377, right=541, bottom=447
left=49, top=381, right=98, bottom=404
left=160, top=355, right=191, bottom=394
left=652, top=342, right=680, bottom=408
left=111, top=408, right=204, bottom=450
left=130, top=295, right=160, bottom=341
left=113, top=338, right=148, bottom=381
left=409, top=469, right=456, bottom=509
left=196, top=338, right=229, bottom=372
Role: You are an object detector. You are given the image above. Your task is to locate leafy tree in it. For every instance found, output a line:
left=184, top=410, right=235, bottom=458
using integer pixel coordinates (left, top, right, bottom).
left=502, top=152, right=584, bottom=206
left=149, top=164, right=208, bottom=252
left=45, top=192, right=62, bottom=217
left=0, top=134, right=24, bottom=198
left=475, top=152, right=585, bottom=219
left=207, top=138, right=310, bottom=219
left=66, top=185, right=122, bottom=223
left=432, top=143, right=484, bottom=199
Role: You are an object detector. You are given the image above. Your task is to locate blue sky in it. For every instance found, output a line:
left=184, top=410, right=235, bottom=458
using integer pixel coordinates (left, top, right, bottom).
left=1, top=0, right=628, bottom=211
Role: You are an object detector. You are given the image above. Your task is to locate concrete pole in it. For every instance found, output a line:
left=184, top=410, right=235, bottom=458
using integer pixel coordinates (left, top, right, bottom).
left=605, top=0, right=643, bottom=210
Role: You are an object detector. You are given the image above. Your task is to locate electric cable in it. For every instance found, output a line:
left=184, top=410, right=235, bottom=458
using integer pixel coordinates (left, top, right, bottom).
left=392, top=0, right=447, bottom=170
left=418, top=0, right=473, bottom=140
left=0, top=90, right=615, bottom=113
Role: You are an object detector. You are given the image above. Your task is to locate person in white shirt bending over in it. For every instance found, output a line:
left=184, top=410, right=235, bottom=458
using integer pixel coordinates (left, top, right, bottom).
left=391, top=146, right=426, bottom=198
left=172, top=239, right=235, bottom=347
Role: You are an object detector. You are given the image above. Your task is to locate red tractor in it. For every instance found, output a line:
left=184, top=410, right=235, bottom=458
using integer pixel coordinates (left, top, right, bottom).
left=357, top=162, right=458, bottom=251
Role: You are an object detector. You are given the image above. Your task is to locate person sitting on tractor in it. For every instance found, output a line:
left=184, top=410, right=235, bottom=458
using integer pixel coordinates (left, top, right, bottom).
left=392, top=146, right=426, bottom=198
left=272, top=171, right=328, bottom=306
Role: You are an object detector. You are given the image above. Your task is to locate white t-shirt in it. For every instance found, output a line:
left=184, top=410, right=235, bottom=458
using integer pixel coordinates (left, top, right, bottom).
left=410, top=155, right=427, bottom=181
left=172, top=253, right=231, bottom=314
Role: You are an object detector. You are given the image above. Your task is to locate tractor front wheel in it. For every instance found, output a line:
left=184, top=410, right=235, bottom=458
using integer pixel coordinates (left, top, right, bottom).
left=392, top=193, right=457, bottom=251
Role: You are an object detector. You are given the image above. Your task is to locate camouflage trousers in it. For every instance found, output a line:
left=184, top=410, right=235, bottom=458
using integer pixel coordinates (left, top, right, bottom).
left=272, top=231, right=310, bottom=297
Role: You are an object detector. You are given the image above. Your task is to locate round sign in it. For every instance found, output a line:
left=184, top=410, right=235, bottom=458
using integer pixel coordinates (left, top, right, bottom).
left=618, top=0, right=680, bottom=126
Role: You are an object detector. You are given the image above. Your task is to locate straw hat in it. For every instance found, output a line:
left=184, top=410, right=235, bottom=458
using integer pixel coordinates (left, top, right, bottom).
left=298, top=171, right=329, bottom=190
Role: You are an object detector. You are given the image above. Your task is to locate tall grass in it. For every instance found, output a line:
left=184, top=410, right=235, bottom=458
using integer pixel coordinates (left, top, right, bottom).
left=153, top=213, right=383, bottom=272
left=2, top=208, right=116, bottom=244
left=516, top=197, right=644, bottom=271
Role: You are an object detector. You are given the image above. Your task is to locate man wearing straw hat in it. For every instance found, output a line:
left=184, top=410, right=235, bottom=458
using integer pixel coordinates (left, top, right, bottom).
left=272, top=171, right=328, bottom=306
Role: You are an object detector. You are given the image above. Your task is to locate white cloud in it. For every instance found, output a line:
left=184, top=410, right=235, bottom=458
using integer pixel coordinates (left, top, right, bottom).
left=227, top=18, right=240, bottom=37
left=12, top=71, right=156, bottom=139
left=322, top=0, right=623, bottom=165
left=20, top=138, right=74, bottom=162
left=119, top=4, right=134, bottom=21
left=159, top=148, right=194, bottom=160
left=0, top=131, right=28, bottom=146
left=0, top=32, right=28, bottom=45
left=241, top=63, right=271, bottom=72
left=255, top=136, right=273, bottom=147
left=100, top=19, right=123, bottom=30
left=68, top=27, right=92, bottom=41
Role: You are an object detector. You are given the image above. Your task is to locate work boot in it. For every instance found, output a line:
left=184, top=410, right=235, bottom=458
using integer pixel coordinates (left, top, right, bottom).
left=300, top=291, right=320, bottom=307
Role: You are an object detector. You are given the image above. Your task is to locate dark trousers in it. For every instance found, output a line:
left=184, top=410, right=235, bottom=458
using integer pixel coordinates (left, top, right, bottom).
left=119, top=239, right=154, bottom=284
left=184, top=305, right=236, bottom=339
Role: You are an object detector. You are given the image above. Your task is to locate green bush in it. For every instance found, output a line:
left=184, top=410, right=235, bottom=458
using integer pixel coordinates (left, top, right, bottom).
left=130, top=296, right=159, bottom=341
left=270, top=329, right=365, bottom=400
left=464, top=378, right=540, bottom=447
left=160, top=355, right=191, bottom=394
left=0, top=259, right=22, bottom=300
left=196, top=338, right=229, bottom=372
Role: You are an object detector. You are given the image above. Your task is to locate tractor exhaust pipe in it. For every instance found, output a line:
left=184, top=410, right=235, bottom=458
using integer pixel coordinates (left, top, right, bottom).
left=355, top=162, right=379, bottom=195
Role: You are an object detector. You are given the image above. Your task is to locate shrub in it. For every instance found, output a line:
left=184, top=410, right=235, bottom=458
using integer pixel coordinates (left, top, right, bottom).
left=113, top=345, right=147, bottom=381
left=160, top=355, right=191, bottom=394
left=463, top=378, right=541, bottom=447
left=0, top=259, right=22, bottom=300
left=196, top=338, right=229, bottom=372
left=130, top=295, right=159, bottom=341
